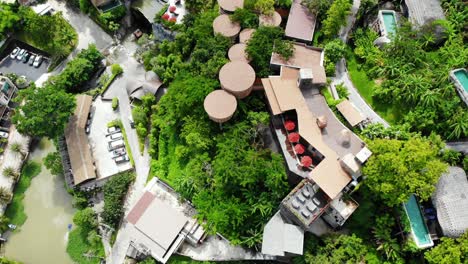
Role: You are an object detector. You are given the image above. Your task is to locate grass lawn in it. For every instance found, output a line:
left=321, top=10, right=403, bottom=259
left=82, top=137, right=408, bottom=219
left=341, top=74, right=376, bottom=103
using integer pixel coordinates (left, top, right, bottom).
left=346, top=54, right=401, bottom=124
left=66, top=227, right=105, bottom=264
left=5, top=161, right=41, bottom=228
left=147, top=128, right=181, bottom=185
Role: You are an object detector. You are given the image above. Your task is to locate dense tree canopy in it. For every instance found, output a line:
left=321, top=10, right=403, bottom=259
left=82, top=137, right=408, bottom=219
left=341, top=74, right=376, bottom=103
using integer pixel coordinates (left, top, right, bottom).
left=363, top=135, right=448, bottom=206
left=12, top=85, right=76, bottom=139
left=424, top=231, right=468, bottom=264
left=322, top=0, right=352, bottom=38
left=246, top=26, right=284, bottom=77
left=0, top=3, right=20, bottom=38
left=102, top=172, right=134, bottom=228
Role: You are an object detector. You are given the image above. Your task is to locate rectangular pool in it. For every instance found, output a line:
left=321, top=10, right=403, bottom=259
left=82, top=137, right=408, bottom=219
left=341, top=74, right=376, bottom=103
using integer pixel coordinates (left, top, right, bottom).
left=379, top=10, right=397, bottom=37
left=454, top=69, right=468, bottom=92
left=403, top=195, right=433, bottom=249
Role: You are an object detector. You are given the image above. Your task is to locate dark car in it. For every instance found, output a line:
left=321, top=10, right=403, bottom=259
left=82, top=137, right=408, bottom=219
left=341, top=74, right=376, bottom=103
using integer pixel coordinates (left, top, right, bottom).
left=22, top=52, right=30, bottom=63
left=29, top=54, right=36, bottom=66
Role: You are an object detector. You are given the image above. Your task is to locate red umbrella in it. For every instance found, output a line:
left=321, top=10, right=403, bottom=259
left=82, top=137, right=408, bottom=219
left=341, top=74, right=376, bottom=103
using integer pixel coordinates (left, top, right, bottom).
left=288, top=132, right=300, bottom=143
left=162, top=13, right=170, bottom=20
left=169, top=6, right=177, bottom=12
left=294, top=144, right=305, bottom=154
left=169, top=17, right=177, bottom=23
left=301, top=156, right=312, bottom=167
left=284, top=120, right=296, bottom=131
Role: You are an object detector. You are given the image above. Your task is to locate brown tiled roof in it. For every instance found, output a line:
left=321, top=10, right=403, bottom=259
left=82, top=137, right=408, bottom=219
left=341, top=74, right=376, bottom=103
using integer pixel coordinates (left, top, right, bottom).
left=271, top=43, right=326, bottom=85
left=285, top=0, right=317, bottom=42
left=259, top=11, right=282, bottom=27
left=239, top=28, right=256, bottom=44
left=127, top=191, right=155, bottom=225
left=218, top=0, right=244, bottom=12
left=336, top=100, right=365, bottom=127
left=219, top=61, right=255, bottom=98
left=262, top=69, right=351, bottom=199
left=204, top=90, right=238, bottom=123
left=228, top=43, right=249, bottom=62
left=65, top=95, right=96, bottom=185
left=213, top=14, right=241, bottom=38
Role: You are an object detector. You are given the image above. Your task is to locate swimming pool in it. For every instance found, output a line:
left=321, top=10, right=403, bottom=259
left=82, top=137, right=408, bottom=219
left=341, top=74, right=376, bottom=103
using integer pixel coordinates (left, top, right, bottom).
left=450, top=68, right=468, bottom=105
left=379, top=10, right=397, bottom=37
left=453, top=69, right=468, bottom=92
left=403, top=195, right=434, bottom=249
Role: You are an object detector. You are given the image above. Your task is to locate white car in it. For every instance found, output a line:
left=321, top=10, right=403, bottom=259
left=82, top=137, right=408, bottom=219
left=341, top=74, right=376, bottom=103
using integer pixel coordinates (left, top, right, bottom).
left=10, top=48, right=19, bottom=59
left=16, top=49, right=26, bottom=61
left=109, top=133, right=123, bottom=141
left=107, top=126, right=121, bottom=135
left=33, top=56, right=43, bottom=68
left=115, top=155, right=129, bottom=164
left=0, top=131, right=9, bottom=139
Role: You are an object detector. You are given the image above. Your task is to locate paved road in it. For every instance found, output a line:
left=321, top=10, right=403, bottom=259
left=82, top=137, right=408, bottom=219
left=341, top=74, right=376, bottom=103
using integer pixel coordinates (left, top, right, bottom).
left=103, top=39, right=152, bottom=264
left=338, top=0, right=361, bottom=42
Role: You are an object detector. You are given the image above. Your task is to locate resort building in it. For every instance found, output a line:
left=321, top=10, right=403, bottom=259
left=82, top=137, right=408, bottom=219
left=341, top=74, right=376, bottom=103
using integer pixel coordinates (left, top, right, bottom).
left=204, top=90, right=237, bottom=123
left=212, top=14, right=241, bottom=40
left=126, top=71, right=164, bottom=102
left=450, top=68, right=468, bottom=106
left=285, top=0, right=317, bottom=43
left=0, top=76, right=17, bottom=125
left=336, top=100, right=366, bottom=128
left=125, top=178, right=206, bottom=263
left=259, top=11, right=282, bottom=27
left=218, top=0, right=243, bottom=14
left=62, top=95, right=97, bottom=187
left=261, top=43, right=371, bottom=256
left=403, top=0, right=445, bottom=27
left=432, top=166, right=468, bottom=238
left=261, top=211, right=304, bottom=257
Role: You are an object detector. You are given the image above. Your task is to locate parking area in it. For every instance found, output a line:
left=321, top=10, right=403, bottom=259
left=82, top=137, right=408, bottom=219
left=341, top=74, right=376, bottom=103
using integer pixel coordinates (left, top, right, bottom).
left=88, top=97, right=132, bottom=179
left=0, top=41, right=50, bottom=81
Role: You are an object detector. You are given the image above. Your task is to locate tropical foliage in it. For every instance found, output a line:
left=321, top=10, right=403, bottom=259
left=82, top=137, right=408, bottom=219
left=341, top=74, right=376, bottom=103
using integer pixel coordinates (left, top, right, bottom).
left=101, top=172, right=135, bottom=228
left=424, top=231, right=468, bottom=264
left=246, top=26, right=284, bottom=77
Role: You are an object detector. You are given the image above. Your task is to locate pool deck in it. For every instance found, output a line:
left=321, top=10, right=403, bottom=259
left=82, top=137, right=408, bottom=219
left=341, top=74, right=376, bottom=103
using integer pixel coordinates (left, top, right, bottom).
left=403, top=195, right=434, bottom=249
left=450, top=68, right=468, bottom=106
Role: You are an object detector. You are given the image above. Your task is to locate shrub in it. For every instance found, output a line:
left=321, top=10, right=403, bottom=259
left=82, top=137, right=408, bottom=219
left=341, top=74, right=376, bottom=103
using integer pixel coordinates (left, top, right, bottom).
left=73, top=208, right=97, bottom=231
left=273, top=39, right=294, bottom=60
left=79, top=0, right=91, bottom=13
left=112, top=98, right=119, bottom=110
left=111, top=64, right=123, bottom=76
left=230, top=8, right=258, bottom=28
left=336, top=83, right=349, bottom=99
left=101, top=172, right=135, bottom=228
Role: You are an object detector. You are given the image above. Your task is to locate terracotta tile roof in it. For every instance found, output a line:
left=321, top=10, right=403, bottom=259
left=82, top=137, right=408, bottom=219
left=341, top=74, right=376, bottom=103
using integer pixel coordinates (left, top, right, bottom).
left=127, top=191, right=156, bottom=225
left=285, top=0, right=317, bottom=42
left=336, top=100, right=365, bottom=127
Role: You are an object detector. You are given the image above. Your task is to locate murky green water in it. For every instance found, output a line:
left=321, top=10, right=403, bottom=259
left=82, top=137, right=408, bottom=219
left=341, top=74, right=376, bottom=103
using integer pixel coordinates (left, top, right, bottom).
left=4, top=138, right=75, bottom=264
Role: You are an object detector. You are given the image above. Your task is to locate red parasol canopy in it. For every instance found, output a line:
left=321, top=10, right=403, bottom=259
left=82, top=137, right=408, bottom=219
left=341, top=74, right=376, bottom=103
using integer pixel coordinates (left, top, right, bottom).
left=162, top=13, right=170, bottom=20
left=301, top=156, right=312, bottom=167
left=288, top=132, right=300, bottom=143
left=169, top=17, right=177, bottom=23
left=294, top=144, right=305, bottom=154
left=169, top=6, right=176, bottom=12
left=284, top=120, right=296, bottom=131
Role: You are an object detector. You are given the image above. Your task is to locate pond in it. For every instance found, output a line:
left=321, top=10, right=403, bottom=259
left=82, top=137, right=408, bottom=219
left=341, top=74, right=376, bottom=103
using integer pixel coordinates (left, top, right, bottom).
left=4, top=138, right=75, bottom=264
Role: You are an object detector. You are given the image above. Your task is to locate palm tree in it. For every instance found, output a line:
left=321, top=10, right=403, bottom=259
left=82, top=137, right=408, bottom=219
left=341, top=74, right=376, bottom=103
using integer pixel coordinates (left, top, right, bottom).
left=10, top=142, right=25, bottom=160
left=0, top=187, right=12, bottom=206
left=2, top=166, right=19, bottom=180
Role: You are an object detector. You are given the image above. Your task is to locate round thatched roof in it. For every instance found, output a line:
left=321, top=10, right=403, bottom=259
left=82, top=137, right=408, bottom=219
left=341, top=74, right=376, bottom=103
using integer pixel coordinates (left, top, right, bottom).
left=218, top=0, right=244, bottom=12
left=213, top=14, right=241, bottom=38
left=239, top=28, right=256, bottom=44
left=228, top=43, right=250, bottom=63
left=204, top=90, right=237, bottom=123
left=259, top=11, right=282, bottom=27
left=219, top=61, right=255, bottom=99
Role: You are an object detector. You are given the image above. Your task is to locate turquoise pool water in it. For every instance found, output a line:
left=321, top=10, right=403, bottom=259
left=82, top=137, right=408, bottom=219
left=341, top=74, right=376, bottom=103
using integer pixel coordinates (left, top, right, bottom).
left=382, top=12, right=397, bottom=36
left=403, top=195, right=433, bottom=248
left=454, top=69, right=468, bottom=92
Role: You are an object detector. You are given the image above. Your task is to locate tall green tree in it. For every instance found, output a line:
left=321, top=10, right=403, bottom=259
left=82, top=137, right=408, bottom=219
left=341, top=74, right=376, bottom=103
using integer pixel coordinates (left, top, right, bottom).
left=43, top=152, right=64, bottom=176
left=73, top=208, right=97, bottom=231
left=246, top=26, right=284, bottom=77
left=424, top=231, right=468, bottom=264
left=363, top=135, right=448, bottom=206
left=322, top=0, right=352, bottom=38
left=0, top=3, right=20, bottom=37
left=12, top=85, right=76, bottom=139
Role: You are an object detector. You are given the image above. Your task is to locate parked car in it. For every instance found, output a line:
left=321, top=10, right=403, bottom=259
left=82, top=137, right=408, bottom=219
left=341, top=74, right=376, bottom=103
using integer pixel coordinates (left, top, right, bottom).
left=22, top=52, right=30, bottom=63
left=28, top=54, right=36, bottom=65
left=10, top=48, right=19, bottom=59
left=107, top=126, right=121, bottom=135
left=115, top=155, right=129, bottom=164
left=85, top=126, right=90, bottom=134
left=113, top=147, right=126, bottom=156
left=129, top=116, right=135, bottom=129
left=109, top=133, right=123, bottom=141
left=111, top=150, right=126, bottom=159
left=108, top=139, right=124, bottom=151
left=0, top=131, right=9, bottom=139
left=33, top=55, right=43, bottom=68
left=16, top=49, right=26, bottom=61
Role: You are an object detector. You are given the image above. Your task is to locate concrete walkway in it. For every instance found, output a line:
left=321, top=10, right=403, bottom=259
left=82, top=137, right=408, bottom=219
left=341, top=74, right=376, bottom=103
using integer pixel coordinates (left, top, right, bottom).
left=338, top=0, right=361, bottom=42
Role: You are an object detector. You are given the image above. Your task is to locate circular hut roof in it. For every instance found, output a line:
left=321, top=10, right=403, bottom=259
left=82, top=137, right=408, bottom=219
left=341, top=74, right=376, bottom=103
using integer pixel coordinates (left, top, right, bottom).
left=317, top=115, right=328, bottom=129
left=228, top=43, right=250, bottom=63
left=126, top=79, right=143, bottom=95
left=259, top=11, right=282, bottom=27
left=218, top=0, right=244, bottom=12
left=239, top=28, right=256, bottom=44
left=219, top=61, right=255, bottom=99
left=204, top=90, right=237, bottom=123
left=213, top=14, right=241, bottom=38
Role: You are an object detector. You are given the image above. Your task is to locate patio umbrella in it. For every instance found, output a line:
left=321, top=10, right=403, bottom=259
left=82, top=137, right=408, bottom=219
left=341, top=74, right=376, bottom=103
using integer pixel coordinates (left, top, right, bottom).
left=294, top=144, right=305, bottom=154
left=169, top=17, right=177, bottom=23
left=284, top=120, right=296, bottom=131
left=288, top=132, right=300, bottom=143
left=162, top=13, right=170, bottom=20
left=169, top=6, right=177, bottom=12
left=301, top=156, right=312, bottom=167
